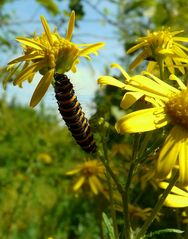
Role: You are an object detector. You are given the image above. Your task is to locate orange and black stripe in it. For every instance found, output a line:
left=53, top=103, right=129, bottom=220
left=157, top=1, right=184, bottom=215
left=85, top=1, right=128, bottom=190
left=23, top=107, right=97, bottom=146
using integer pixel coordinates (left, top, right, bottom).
left=54, top=73, right=97, bottom=153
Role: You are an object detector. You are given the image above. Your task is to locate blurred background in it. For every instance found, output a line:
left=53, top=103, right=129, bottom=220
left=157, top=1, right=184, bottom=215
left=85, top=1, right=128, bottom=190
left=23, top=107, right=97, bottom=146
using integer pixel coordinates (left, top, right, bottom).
left=1, top=0, right=188, bottom=238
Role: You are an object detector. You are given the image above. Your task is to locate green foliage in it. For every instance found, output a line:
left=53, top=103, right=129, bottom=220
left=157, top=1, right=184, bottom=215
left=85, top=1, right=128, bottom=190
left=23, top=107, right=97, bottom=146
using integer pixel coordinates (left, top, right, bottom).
left=36, top=0, right=60, bottom=15
left=68, top=0, right=85, bottom=20
left=0, top=98, right=101, bottom=239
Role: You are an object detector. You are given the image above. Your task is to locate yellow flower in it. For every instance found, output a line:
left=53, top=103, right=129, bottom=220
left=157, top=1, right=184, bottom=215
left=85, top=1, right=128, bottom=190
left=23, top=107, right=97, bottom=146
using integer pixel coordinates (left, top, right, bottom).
left=66, top=160, right=106, bottom=195
left=127, top=29, right=188, bottom=74
left=37, top=153, right=52, bottom=164
left=5, top=11, right=104, bottom=107
left=159, top=182, right=188, bottom=208
left=98, top=63, right=188, bottom=186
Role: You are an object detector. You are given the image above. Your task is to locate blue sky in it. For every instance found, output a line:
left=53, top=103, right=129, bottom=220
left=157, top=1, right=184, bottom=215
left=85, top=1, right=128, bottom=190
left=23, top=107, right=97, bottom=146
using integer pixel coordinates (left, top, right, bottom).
left=1, top=0, right=124, bottom=116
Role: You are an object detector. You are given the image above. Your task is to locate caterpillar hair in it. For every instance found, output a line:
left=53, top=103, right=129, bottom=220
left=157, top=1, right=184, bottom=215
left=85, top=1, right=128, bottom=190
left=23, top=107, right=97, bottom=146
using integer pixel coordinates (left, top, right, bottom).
left=54, top=73, right=97, bottom=154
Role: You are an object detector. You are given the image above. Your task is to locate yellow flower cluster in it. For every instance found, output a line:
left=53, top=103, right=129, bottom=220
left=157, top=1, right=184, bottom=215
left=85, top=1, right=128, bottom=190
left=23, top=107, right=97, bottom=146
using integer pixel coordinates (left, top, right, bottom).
left=5, top=11, right=104, bottom=107
left=98, top=29, right=188, bottom=187
left=66, top=160, right=106, bottom=195
left=127, top=28, right=188, bottom=74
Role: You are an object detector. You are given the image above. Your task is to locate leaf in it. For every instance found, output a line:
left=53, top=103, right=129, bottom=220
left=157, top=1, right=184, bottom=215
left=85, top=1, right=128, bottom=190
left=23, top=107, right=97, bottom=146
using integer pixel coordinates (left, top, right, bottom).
left=144, top=228, right=184, bottom=238
left=36, top=0, right=59, bottom=15
left=102, top=212, right=115, bottom=239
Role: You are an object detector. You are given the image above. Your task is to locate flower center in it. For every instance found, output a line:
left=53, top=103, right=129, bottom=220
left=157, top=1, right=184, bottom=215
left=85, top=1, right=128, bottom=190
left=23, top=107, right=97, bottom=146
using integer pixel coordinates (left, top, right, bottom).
left=165, top=89, right=188, bottom=129
left=147, top=30, right=173, bottom=57
left=55, top=39, right=79, bottom=73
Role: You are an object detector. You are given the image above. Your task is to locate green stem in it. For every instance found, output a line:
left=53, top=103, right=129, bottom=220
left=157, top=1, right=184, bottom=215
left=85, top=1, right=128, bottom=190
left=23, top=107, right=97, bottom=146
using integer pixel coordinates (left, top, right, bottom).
left=121, top=135, right=140, bottom=239
left=100, top=155, right=124, bottom=195
left=102, top=133, right=119, bottom=239
left=135, top=170, right=179, bottom=239
left=122, top=162, right=135, bottom=239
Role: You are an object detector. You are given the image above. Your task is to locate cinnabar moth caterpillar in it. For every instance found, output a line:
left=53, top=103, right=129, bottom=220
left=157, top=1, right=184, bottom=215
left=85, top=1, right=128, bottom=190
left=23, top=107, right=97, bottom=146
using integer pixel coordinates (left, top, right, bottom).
left=54, top=73, right=97, bottom=154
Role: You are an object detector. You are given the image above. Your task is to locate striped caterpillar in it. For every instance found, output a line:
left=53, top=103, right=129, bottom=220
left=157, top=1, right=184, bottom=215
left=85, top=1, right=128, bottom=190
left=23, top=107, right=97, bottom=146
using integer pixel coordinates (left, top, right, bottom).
left=54, top=73, right=97, bottom=154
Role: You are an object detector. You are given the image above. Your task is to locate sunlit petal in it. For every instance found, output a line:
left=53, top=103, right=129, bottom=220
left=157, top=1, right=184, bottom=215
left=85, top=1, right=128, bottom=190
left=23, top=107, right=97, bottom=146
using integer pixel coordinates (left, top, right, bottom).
left=129, top=51, right=149, bottom=70
left=115, top=107, right=169, bottom=134
left=8, top=53, right=42, bottom=65
left=98, top=76, right=126, bottom=88
left=157, top=126, right=182, bottom=178
left=120, top=92, right=143, bottom=109
left=179, top=140, right=188, bottom=186
left=79, top=42, right=105, bottom=56
left=159, top=182, right=188, bottom=197
left=127, top=41, right=146, bottom=54
left=30, top=69, right=54, bottom=107
left=65, top=11, right=75, bottom=41
left=40, top=16, right=53, bottom=46
left=3, top=63, right=21, bottom=89
left=111, top=63, right=131, bottom=80
left=14, top=62, right=43, bottom=85
left=164, top=194, right=188, bottom=208
left=16, top=37, right=45, bottom=50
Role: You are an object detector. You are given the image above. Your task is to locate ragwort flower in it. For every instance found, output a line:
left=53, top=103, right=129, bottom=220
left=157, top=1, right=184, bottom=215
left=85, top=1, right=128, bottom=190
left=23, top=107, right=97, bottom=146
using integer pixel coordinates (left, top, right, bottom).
left=5, top=11, right=104, bottom=107
left=127, top=29, right=188, bottom=74
left=98, top=63, right=188, bottom=186
left=66, top=160, right=106, bottom=195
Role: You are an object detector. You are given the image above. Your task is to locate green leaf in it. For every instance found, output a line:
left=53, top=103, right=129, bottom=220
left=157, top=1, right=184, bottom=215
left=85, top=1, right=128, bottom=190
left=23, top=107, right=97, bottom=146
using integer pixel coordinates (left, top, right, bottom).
left=144, top=228, right=184, bottom=238
left=36, top=0, right=60, bottom=15
left=102, top=212, right=115, bottom=239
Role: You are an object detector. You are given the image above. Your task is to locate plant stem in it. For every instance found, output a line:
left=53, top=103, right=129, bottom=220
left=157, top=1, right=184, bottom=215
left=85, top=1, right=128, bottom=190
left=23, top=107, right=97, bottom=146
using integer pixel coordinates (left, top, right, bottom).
left=122, top=162, right=135, bottom=239
left=102, top=132, right=119, bottom=239
left=121, top=135, right=140, bottom=239
left=135, top=170, right=179, bottom=239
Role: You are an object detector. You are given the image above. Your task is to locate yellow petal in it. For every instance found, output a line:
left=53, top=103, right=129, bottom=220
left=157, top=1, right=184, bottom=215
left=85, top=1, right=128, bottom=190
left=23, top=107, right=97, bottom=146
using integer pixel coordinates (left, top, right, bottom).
left=164, top=57, right=174, bottom=74
left=111, top=63, right=131, bottom=81
left=171, top=30, right=184, bottom=37
left=139, top=72, right=179, bottom=95
left=157, top=126, right=182, bottom=179
left=40, top=16, right=53, bottom=46
left=90, top=175, right=103, bottom=192
left=127, top=41, right=146, bottom=54
left=158, top=49, right=174, bottom=55
left=174, top=42, right=188, bottom=53
left=29, top=69, right=54, bottom=107
left=66, top=168, right=81, bottom=175
left=120, top=92, right=143, bottom=109
left=173, top=44, right=188, bottom=57
left=172, top=58, right=185, bottom=74
left=89, top=176, right=98, bottom=194
left=146, top=61, right=157, bottom=72
left=98, top=76, right=125, bottom=88
left=79, top=42, right=105, bottom=56
left=73, top=176, right=85, bottom=191
left=8, top=53, right=41, bottom=65
left=179, top=140, right=188, bottom=186
left=164, top=194, right=188, bottom=208
left=16, top=37, right=45, bottom=50
left=129, top=50, right=148, bottom=70
left=159, top=182, right=188, bottom=197
left=65, top=11, right=75, bottom=41
left=3, top=63, right=21, bottom=89
left=115, top=107, right=168, bottom=134
left=14, top=62, right=43, bottom=85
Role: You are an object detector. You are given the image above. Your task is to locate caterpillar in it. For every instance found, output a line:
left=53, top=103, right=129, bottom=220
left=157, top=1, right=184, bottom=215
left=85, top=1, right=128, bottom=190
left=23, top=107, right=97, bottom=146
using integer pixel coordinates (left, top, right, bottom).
left=54, top=73, right=97, bottom=154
